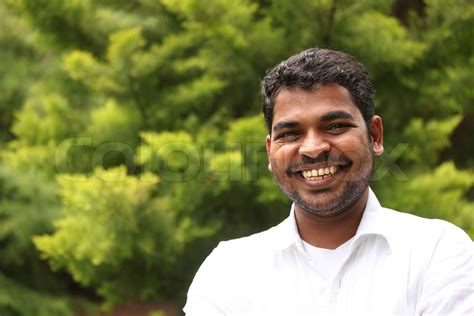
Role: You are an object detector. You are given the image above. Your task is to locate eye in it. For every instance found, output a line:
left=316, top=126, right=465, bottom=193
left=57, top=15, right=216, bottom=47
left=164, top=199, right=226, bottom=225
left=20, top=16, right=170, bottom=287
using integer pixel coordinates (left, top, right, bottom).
left=326, top=123, right=354, bottom=133
left=275, top=131, right=299, bottom=141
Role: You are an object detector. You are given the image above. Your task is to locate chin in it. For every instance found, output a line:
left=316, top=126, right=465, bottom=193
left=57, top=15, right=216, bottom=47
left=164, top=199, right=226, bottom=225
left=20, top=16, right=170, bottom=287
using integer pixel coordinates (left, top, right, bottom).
left=291, top=181, right=369, bottom=218
left=295, top=199, right=348, bottom=218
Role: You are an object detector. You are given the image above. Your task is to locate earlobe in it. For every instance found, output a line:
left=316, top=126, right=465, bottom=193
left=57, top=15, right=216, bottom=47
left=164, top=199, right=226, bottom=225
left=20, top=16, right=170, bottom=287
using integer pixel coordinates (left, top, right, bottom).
left=268, top=163, right=272, bottom=172
left=372, top=142, right=384, bottom=156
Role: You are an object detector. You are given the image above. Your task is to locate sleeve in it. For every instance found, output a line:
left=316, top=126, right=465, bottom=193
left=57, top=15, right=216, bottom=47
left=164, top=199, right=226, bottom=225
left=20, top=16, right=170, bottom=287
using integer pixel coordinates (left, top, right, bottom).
left=416, top=222, right=474, bottom=315
left=183, top=242, right=228, bottom=316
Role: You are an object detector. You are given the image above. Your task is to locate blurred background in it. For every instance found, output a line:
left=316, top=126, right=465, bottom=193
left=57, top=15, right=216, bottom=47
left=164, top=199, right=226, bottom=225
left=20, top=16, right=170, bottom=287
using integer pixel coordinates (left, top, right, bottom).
left=0, top=0, right=472, bottom=315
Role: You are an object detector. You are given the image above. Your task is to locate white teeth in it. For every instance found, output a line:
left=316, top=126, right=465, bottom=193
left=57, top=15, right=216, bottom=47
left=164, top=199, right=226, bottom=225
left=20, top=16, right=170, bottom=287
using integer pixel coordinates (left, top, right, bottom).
left=301, top=166, right=338, bottom=179
left=301, top=166, right=337, bottom=180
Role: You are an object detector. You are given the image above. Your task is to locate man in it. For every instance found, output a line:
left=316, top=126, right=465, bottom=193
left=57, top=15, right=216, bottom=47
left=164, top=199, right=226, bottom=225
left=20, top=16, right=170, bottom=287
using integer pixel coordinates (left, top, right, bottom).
left=184, top=48, right=473, bottom=315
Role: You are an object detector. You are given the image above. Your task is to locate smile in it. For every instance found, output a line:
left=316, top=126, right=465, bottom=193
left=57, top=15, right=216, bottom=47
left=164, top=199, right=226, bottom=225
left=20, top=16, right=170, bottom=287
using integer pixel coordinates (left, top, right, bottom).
left=300, top=166, right=338, bottom=181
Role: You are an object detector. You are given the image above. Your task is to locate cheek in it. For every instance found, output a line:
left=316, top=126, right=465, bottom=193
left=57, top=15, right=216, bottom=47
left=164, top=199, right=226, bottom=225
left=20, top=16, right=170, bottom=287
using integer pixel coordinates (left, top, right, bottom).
left=271, top=144, right=299, bottom=167
left=331, top=135, right=369, bottom=155
left=338, top=143, right=373, bottom=175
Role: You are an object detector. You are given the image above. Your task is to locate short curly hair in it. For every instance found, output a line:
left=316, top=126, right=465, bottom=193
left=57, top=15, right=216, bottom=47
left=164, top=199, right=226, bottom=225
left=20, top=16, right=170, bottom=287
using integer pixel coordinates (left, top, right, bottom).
left=261, top=48, right=375, bottom=133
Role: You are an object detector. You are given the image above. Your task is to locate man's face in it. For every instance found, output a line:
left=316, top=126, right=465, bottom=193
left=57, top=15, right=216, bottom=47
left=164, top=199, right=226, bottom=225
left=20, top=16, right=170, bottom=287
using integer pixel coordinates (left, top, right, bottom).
left=266, top=84, right=384, bottom=218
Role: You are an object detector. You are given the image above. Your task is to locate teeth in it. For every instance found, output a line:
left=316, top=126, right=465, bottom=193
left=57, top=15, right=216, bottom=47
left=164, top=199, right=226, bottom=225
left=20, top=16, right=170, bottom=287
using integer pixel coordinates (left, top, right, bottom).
left=301, top=166, right=338, bottom=179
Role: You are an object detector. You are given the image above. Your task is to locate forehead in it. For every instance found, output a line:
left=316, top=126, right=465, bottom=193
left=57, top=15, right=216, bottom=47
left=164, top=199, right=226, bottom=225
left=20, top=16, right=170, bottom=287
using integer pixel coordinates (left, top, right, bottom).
left=272, top=84, right=363, bottom=126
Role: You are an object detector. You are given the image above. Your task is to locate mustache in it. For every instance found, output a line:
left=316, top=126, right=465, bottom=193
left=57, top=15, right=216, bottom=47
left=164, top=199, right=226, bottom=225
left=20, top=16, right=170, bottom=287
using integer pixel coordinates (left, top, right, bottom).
left=286, top=152, right=352, bottom=175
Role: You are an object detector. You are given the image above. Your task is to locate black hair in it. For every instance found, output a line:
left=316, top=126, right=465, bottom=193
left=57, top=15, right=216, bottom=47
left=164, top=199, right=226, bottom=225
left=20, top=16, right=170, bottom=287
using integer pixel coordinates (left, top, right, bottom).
left=261, top=48, right=375, bottom=133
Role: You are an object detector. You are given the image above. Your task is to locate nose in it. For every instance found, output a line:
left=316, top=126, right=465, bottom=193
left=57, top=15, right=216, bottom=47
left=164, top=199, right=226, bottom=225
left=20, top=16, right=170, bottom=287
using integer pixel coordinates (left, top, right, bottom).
left=298, top=131, right=330, bottom=158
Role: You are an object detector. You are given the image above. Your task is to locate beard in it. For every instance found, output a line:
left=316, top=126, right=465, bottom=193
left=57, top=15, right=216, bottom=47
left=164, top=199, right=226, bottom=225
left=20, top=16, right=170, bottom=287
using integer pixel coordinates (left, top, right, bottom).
left=272, top=149, right=375, bottom=218
left=287, top=177, right=369, bottom=217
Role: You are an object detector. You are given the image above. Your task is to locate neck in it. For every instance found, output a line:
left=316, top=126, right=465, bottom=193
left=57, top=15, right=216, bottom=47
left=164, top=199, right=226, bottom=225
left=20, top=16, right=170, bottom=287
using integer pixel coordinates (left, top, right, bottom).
left=294, top=189, right=369, bottom=249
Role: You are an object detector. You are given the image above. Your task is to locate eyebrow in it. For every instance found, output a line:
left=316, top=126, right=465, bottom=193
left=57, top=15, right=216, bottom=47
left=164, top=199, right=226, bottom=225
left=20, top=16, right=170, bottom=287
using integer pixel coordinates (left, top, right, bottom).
left=320, top=111, right=354, bottom=122
left=272, top=120, right=300, bottom=133
left=271, top=111, right=355, bottom=134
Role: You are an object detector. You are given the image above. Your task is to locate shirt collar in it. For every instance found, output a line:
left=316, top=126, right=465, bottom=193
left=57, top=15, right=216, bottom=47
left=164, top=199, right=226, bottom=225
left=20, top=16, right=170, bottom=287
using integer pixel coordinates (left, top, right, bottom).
left=270, top=188, right=392, bottom=253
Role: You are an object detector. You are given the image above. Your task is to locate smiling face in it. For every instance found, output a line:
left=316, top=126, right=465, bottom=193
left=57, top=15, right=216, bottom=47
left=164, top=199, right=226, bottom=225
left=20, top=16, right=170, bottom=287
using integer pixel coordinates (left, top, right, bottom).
left=266, top=84, right=384, bottom=218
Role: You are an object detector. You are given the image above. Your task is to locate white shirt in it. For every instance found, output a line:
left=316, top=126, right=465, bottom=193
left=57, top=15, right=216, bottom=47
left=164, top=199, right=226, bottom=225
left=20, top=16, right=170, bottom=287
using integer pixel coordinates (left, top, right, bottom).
left=302, top=236, right=354, bottom=284
left=184, top=189, right=474, bottom=315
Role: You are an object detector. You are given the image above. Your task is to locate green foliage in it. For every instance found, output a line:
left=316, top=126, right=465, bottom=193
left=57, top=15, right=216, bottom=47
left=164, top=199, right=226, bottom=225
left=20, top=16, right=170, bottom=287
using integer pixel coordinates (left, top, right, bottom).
left=2, top=142, right=59, bottom=174
left=10, top=0, right=101, bottom=52
left=86, top=99, right=141, bottom=170
left=62, top=50, right=115, bottom=92
left=88, top=99, right=141, bottom=146
left=33, top=167, right=175, bottom=306
left=402, top=116, right=461, bottom=166
left=148, top=310, right=166, bottom=316
left=1, top=0, right=473, bottom=313
left=0, top=161, right=75, bottom=315
left=138, top=131, right=197, bottom=177
left=0, top=2, right=47, bottom=143
left=225, top=115, right=267, bottom=145
left=0, top=273, right=73, bottom=316
left=12, top=94, right=78, bottom=145
left=224, top=115, right=268, bottom=181
left=377, top=162, right=474, bottom=238
left=0, top=163, right=59, bottom=266
left=337, top=11, right=426, bottom=72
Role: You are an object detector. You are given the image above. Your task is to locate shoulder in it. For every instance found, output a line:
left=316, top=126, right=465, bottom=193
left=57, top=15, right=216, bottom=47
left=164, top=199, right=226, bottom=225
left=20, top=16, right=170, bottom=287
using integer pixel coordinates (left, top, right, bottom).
left=210, top=220, right=287, bottom=261
left=379, top=206, right=472, bottom=252
left=186, top=220, right=286, bottom=298
left=387, top=210, right=474, bottom=315
left=190, top=217, right=292, bottom=287
left=381, top=207, right=471, bottom=237
left=194, top=218, right=288, bottom=268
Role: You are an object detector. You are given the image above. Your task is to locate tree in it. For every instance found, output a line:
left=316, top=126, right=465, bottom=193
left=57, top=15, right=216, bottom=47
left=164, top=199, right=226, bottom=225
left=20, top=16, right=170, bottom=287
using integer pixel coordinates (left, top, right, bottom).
left=0, top=0, right=472, bottom=314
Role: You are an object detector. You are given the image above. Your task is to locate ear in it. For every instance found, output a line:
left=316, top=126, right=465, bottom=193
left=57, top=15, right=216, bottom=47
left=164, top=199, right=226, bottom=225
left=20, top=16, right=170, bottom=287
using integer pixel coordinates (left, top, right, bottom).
left=370, top=115, right=384, bottom=156
left=266, top=134, right=271, bottom=154
left=266, top=135, right=272, bottom=172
